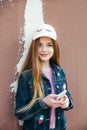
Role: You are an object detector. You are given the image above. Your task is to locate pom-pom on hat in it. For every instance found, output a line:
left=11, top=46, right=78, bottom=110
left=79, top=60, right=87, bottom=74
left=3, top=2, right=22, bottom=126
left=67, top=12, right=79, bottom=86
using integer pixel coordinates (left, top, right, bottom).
left=32, top=23, right=57, bottom=40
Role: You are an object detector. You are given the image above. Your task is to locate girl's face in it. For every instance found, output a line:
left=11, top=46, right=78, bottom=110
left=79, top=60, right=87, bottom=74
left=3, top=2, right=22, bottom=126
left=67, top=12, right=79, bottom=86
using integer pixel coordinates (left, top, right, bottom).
left=38, top=36, right=54, bottom=63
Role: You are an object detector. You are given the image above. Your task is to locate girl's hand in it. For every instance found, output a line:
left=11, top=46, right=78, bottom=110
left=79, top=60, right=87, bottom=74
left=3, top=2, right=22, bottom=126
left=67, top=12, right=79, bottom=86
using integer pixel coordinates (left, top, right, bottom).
left=59, top=95, right=69, bottom=109
left=43, top=94, right=62, bottom=108
left=43, top=94, right=69, bottom=109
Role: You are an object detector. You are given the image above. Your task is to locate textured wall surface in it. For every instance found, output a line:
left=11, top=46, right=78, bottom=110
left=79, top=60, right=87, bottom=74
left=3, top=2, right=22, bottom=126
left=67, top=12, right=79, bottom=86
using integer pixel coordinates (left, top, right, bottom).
left=0, top=0, right=87, bottom=130
left=0, top=0, right=26, bottom=130
left=44, top=1, right=87, bottom=130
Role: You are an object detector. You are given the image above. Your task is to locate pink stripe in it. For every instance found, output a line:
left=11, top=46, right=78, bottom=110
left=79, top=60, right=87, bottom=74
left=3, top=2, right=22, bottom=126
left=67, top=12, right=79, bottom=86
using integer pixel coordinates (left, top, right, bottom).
left=42, top=68, right=55, bottom=128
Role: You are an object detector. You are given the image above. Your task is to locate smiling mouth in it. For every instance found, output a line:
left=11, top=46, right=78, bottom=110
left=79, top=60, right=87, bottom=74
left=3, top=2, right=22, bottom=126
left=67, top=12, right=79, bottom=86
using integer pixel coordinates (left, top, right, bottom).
left=40, top=54, right=48, bottom=57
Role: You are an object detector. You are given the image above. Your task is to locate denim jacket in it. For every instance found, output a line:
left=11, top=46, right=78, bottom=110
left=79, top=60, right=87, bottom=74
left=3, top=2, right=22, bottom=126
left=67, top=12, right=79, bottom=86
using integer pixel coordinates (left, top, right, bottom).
left=15, top=63, right=74, bottom=130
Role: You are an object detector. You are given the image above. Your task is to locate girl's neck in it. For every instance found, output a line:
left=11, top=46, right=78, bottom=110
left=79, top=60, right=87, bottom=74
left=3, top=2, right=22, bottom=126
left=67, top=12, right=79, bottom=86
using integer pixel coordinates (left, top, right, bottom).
left=40, top=61, right=51, bottom=72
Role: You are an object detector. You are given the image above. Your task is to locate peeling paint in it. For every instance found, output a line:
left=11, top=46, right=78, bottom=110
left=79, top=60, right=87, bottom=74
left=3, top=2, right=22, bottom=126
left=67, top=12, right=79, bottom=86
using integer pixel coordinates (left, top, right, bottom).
left=10, top=0, right=44, bottom=93
left=0, top=0, right=13, bottom=2
left=0, top=0, right=13, bottom=8
left=10, top=0, right=45, bottom=126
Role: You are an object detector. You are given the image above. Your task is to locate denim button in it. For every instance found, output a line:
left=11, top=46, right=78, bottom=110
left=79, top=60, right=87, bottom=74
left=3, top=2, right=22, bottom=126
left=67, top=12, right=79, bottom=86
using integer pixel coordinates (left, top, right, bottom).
left=57, top=116, right=60, bottom=119
left=57, top=72, right=60, bottom=76
left=57, top=85, right=59, bottom=89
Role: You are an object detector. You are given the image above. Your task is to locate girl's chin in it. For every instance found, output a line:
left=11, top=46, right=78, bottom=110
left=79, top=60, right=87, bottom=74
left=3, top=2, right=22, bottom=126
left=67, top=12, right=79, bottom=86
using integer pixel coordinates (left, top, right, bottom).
left=39, top=59, right=49, bottom=62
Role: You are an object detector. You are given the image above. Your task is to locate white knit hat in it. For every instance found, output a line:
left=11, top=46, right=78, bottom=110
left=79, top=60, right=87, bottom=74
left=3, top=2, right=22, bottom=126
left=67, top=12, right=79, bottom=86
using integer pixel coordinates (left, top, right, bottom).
left=32, top=24, right=57, bottom=40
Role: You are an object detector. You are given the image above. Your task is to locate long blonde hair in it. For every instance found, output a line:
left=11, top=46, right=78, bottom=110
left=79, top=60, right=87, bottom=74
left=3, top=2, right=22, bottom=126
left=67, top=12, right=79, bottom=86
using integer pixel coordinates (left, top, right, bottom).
left=17, top=38, right=60, bottom=112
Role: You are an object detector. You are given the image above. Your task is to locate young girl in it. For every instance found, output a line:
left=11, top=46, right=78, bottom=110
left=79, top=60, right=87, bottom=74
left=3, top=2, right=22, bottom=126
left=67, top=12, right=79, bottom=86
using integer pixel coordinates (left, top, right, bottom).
left=15, top=24, right=74, bottom=130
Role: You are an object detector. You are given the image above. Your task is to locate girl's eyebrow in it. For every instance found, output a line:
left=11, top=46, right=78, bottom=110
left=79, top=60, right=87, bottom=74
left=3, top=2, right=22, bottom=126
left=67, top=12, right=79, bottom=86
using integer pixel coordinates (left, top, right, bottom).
left=39, top=42, right=53, bottom=44
left=47, top=42, right=53, bottom=44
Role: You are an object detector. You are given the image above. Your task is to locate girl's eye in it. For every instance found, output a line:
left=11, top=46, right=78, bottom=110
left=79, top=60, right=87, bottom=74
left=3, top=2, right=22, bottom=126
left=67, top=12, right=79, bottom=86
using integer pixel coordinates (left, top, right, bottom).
left=38, top=43, right=53, bottom=46
left=39, top=43, right=42, bottom=46
left=48, top=43, right=53, bottom=46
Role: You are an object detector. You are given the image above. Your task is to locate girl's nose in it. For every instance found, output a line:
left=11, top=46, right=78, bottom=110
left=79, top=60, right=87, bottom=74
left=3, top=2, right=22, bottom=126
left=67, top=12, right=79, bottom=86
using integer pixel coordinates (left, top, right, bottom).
left=42, top=45, right=47, bottom=51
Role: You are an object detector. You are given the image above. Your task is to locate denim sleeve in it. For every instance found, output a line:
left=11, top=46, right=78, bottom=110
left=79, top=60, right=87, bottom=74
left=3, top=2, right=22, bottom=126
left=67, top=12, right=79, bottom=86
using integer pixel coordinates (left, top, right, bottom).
left=15, top=74, right=48, bottom=120
left=65, top=82, right=74, bottom=110
left=60, top=68, right=74, bottom=111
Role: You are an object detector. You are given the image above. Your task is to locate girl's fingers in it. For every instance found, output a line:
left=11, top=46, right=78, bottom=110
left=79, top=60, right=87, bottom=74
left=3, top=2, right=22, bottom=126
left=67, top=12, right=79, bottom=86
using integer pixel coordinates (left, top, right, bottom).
left=60, top=97, right=69, bottom=108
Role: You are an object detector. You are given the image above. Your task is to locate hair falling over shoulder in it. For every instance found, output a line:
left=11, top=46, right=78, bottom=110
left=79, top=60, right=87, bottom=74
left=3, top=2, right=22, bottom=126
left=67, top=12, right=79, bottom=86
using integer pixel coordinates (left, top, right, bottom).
left=17, top=38, right=60, bottom=112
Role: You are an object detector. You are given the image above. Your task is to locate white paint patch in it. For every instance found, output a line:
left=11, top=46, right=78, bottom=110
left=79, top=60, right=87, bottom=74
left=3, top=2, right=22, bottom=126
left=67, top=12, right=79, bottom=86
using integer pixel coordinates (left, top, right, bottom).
left=10, top=0, right=44, bottom=93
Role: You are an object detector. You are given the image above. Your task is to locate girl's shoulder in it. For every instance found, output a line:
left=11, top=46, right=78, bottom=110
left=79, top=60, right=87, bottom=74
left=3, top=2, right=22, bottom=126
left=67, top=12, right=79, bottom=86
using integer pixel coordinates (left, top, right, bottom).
left=51, top=63, right=66, bottom=77
left=22, top=69, right=32, bottom=74
left=20, top=69, right=32, bottom=79
left=51, top=62, right=63, bottom=71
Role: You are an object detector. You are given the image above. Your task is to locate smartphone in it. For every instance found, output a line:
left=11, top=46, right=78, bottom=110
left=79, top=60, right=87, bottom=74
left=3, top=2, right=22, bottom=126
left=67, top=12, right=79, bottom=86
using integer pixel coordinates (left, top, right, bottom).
left=56, top=90, right=67, bottom=101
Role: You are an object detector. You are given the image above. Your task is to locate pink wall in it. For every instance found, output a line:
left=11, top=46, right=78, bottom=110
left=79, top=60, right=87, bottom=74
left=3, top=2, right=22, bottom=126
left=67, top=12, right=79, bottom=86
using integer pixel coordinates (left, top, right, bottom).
left=0, top=1, right=26, bottom=130
left=0, top=0, right=87, bottom=130
left=44, top=0, right=87, bottom=129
